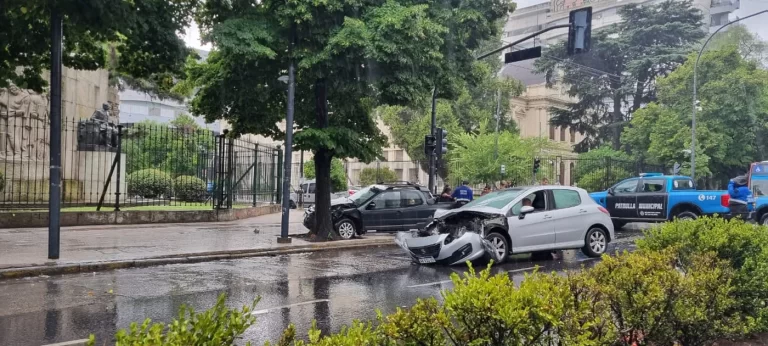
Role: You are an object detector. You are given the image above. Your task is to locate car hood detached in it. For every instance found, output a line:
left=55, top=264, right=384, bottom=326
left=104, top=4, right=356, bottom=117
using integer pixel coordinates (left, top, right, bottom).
left=331, top=196, right=354, bottom=206
left=432, top=206, right=506, bottom=220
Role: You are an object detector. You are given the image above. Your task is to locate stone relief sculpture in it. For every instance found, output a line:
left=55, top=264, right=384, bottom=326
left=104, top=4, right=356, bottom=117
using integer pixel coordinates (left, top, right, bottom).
left=0, top=82, right=50, bottom=160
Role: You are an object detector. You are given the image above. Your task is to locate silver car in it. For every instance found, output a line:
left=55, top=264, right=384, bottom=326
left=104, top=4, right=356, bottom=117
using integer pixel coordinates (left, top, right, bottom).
left=396, top=185, right=615, bottom=265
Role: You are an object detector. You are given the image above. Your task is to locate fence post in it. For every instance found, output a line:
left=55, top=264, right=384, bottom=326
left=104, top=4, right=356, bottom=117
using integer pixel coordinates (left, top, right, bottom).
left=376, top=160, right=380, bottom=183
left=276, top=147, right=283, bottom=205
left=251, top=143, right=259, bottom=207
left=114, top=125, right=123, bottom=211
left=605, top=157, right=612, bottom=191
left=226, top=137, right=234, bottom=209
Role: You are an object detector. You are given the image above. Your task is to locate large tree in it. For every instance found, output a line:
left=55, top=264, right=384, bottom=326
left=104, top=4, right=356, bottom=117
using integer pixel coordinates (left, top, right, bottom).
left=184, top=0, right=512, bottom=240
left=1, top=0, right=197, bottom=93
left=534, top=0, right=705, bottom=152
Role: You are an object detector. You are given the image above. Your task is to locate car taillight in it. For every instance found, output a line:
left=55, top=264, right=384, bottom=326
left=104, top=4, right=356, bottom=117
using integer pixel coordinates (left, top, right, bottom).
left=598, top=206, right=609, bottom=215
left=348, top=190, right=354, bottom=196
left=721, top=194, right=730, bottom=207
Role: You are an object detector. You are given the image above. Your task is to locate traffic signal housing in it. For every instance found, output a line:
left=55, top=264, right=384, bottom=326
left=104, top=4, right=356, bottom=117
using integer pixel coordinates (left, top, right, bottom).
left=567, top=7, right=592, bottom=55
left=424, top=135, right=436, bottom=157
left=436, top=128, right=448, bottom=160
left=533, top=158, right=541, bottom=173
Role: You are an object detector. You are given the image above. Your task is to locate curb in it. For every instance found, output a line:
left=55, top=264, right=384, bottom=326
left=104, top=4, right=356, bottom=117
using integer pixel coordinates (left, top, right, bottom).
left=0, top=238, right=396, bottom=280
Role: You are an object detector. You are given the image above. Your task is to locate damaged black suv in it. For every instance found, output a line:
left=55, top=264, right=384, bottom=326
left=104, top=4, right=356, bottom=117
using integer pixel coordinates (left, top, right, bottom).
left=302, top=183, right=456, bottom=239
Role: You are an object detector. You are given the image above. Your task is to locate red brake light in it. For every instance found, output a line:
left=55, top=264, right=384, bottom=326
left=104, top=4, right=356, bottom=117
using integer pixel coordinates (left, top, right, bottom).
left=721, top=194, right=730, bottom=207
left=348, top=190, right=355, bottom=196
left=598, top=206, right=609, bottom=215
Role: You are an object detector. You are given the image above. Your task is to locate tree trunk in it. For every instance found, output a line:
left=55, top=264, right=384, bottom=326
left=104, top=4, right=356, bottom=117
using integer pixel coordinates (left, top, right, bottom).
left=612, top=91, right=623, bottom=151
left=310, top=78, right=336, bottom=241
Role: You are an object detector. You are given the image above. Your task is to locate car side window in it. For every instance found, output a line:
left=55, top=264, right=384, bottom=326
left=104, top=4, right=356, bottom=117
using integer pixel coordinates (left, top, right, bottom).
left=370, top=191, right=401, bottom=209
left=307, top=183, right=316, bottom=194
left=300, top=183, right=308, bottom=193
left=640, top=179, right=665, bottom=193
left=400, top=190, right=424, bottom=207
left=672, top=179, right=694, bottom=190
left=552, top=189, right=581, bottom=209
left=614, top=179, right=638, bottom=194
left=510, top=190, right=547, bottom=215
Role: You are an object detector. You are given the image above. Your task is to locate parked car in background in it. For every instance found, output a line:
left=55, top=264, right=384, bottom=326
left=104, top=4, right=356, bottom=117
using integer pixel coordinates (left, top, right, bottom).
left=303, top=183, right=458, bottom=239
left=289, top=179, right=348, bottom=208
left=589, top=173, right=744, bottom=229
left=397, top=185, right=614, bottom=265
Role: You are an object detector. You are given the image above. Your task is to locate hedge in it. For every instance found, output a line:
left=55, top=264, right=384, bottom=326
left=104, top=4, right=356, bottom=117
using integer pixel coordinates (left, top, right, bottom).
left=173, top=175, right=207, bottom=202
left=127, top=169, right=173, bottom=198
left=89, top=217, right=765, bottom=346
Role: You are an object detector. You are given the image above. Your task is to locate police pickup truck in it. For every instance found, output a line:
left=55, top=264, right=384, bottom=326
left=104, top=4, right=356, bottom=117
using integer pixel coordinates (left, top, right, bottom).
left=590, top=173, right=733, bottom=229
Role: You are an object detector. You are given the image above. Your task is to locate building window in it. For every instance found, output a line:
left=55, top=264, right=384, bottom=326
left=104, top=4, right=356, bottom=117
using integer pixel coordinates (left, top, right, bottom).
left=560, top=127, right=566, bottom=141
left=569, top=163, right=575, bottom=186
left=570, top=128, right=575, bottom=143
left=395, top=149, right=404, bottom=162
left=409, top=168, right=418, bottom=182
left=395, top=169, right=404, bottom=180
left=559, top=162, right=565, bottom=185
left=549, top=125, right=555, bottom=140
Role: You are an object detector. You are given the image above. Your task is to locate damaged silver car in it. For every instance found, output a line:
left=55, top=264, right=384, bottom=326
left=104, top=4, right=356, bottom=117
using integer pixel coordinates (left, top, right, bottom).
left=396, top=186, right=615, bottom=265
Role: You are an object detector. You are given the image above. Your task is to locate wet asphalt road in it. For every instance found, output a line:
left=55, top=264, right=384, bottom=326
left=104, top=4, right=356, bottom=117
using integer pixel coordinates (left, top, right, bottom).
left=0, top=228, right=642, bottom=346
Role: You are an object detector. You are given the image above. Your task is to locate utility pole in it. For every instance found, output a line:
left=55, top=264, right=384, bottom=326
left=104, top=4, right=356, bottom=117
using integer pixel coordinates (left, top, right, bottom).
left=48, top=3, right=63, bottom=260
left=691, top=9, right=768, bottom=182
left=278, top=23, right=297, bottom=244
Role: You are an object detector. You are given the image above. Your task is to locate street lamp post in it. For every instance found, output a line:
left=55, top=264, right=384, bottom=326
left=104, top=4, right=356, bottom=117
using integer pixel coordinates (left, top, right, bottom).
left=691, top=10, right=768, bottom=181
left=278, top=23, right=297, bottom=244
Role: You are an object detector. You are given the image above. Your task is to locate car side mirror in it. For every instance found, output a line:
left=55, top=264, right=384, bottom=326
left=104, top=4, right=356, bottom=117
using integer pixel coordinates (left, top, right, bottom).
left=607, top=188, right=615, bottom=195
left=518, top=205, right=534, bottom=219
left=366, top=202, right=376, bottom=210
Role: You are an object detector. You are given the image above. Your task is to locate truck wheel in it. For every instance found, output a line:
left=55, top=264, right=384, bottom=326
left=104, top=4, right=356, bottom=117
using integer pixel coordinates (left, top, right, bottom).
left=674, top=211, right=698, bottom=221
left=612, top=220, right=627, bottom=230
left=582, top=227, right=608, bottom=258
left=335, top=218, right=357, bottom=240
left=760, top=213, right=768, bottom=226
left=483, top=232, right=509, bottom=264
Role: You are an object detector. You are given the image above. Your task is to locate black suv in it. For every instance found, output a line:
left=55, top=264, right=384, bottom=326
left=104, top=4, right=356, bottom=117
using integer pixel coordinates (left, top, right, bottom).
left=303, top=183, right=455, bottom=239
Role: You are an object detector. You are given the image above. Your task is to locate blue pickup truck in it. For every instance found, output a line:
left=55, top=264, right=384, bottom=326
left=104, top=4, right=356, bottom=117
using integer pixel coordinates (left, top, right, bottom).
left=590, top=173, right=734, bottom=229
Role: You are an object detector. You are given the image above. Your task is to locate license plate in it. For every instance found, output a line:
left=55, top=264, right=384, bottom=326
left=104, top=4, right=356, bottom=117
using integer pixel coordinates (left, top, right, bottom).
left=418, top=257, right=436, bottom=264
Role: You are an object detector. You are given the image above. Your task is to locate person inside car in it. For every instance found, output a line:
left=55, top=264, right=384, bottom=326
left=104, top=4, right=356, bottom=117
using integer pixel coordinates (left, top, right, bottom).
left=728, top=174, right=753, bottom=217
left=437, top=185, right=454, bottom=202
left=522, top=198, right=532, bottom=207
left=452, top=180, right=474, bottom=201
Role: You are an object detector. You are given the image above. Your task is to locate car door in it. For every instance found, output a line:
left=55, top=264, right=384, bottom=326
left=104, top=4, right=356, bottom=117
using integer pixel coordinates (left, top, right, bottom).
left=399, top=189, right=428, bottom=230
left=304, top=183, right=316, bottom=204
left=606, top=178, right=639, bottom=219
left=635, top=178, right=668, bottom=220
left=548, top=188, right=587, bottom=248
left=360, top=190, right=403, bottom=232
left=506, top=189, right=556, bottom=253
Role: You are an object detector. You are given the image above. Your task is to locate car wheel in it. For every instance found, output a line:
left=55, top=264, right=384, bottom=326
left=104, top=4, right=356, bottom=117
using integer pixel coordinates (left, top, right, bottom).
left=760, top=213, right=768, bottom=226
left=612, top=220, right=627, bottom=230
left=289, top=200, right=297, bottom=209
left=335, top=219, right=356, bottom=240
left=484, top=232, right=508, bottom=264
left=582, top=227, right=608, bottom=258
left=675, top=211, right=698, bottom=221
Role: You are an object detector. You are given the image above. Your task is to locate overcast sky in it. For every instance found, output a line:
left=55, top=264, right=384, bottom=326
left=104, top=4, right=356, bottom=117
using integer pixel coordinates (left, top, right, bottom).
left=182, top=0, right=768, bottom=50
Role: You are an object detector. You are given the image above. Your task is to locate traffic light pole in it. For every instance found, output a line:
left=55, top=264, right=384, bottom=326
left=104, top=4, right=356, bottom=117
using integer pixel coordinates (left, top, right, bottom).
left=428, top=86, right=437, bottom=194
left=475, top=24, right=570, bottom=61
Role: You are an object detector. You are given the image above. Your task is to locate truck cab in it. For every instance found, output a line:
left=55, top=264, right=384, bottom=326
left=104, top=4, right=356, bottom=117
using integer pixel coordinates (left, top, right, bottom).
left=590, top=173, right=732, bottom=229
left=747, top=162, right=768, bottom=225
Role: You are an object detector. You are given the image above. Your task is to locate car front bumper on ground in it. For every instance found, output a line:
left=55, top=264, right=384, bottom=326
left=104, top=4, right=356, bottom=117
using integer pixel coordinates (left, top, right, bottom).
left=395, top=231, right=491, bottom=266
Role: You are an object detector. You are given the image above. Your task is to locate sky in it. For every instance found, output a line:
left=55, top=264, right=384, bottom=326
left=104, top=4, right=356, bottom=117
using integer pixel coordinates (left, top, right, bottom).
left=182, top=0, right=768, bottom=50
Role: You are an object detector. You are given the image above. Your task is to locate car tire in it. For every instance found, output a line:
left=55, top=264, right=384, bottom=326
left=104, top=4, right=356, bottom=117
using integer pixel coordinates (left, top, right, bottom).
left=484, top=232, right=509, bottom=264
left=612, top=220, right=627, bottom=230
left=760, top=213, right=768, bottom=226
left=674, top=211, right=698, bottom=221
left=335, top=218, right=357, bottom=240
left=531, top=251, right=553, bottom=261
left=582, top=227, right=608, bottom=258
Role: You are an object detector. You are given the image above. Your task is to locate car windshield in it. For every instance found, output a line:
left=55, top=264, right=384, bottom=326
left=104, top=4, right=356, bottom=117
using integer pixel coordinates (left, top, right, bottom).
left=463, top=188, right=526, bottom=210
left=753, top=180, right=768, bottom=197
left=350, top=186, right=379, bottom=204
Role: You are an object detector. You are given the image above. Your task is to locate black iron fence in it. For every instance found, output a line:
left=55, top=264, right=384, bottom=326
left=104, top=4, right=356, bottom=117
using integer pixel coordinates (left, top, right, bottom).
left=533, top=156, right=665, bottom=192
left=0, top=117, right=281, bottom=210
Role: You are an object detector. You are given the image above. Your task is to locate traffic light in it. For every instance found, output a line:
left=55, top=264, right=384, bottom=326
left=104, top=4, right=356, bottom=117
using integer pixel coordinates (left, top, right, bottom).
left=436, top=128, right=448, bottom=160
left=567, top=7, right=592, bottom=56
left=424, top=135, right=436, bottom=157
left=533, top=158, right=541, bottom=173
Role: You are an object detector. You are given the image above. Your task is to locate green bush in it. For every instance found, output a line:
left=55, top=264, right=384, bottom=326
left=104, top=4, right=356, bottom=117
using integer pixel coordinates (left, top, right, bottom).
left=173, top=175, right=207, bottom=202
left=127, top=169, right=173, bottom=198
left=87, top=294, right=258, bottom=346
left=638, top=217, right=768, bottom=332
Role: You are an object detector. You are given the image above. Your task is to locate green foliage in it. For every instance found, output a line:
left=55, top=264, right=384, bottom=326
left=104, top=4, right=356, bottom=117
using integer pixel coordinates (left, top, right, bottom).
left=127, top=169, right=173, bottom=198
left=303, top=159, right=347, bottom=192
left=638, top=217, right=768, bottom=331
left=123, top=116, right=216, bottom=178
left=359, top=167, right=399, bottom=186
left=1, top=0, right=197, bottom=93
left=535, top=0, right=706, bottom=152
left=449, top=130, right=558, bottom=185
left=571, top=147, right=633, bottom=192
left=173, top=175, right=207, bottom=202
left=87, top=293, right=257, bottom=346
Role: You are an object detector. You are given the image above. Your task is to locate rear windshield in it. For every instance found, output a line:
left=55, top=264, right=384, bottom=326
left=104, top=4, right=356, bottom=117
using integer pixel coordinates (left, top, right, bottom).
left=463, top=188, right=525, bottom=209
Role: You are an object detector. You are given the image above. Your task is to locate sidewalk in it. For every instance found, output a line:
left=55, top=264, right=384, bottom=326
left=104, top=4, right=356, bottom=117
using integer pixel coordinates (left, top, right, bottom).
left=0, top=210, right=396, bottom=279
